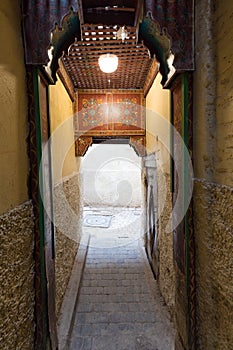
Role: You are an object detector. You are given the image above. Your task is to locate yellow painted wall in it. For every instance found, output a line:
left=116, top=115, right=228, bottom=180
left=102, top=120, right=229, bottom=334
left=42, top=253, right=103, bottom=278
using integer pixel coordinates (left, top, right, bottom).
left=146, top=73, right=170, bottom=173
left=145, top=73, right=174, bottom=317
left=0, top=0, right=29, bottom=215
left=49, top=77, right=78, bottom=184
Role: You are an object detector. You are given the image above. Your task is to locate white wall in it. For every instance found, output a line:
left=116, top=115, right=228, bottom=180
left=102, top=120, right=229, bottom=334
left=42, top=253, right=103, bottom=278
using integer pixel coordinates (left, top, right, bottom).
left=81, top=143, right=142, bottom=208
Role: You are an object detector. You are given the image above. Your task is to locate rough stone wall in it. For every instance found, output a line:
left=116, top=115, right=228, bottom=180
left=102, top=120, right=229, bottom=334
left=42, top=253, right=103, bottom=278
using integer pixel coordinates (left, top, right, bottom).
left=54, top=173, right=82, bottom=316
left=193, top=181, right=233, bottom=349
left=193, top=1, right=233, bottom=349
left=0, top=201, right=35, bottom=349
left=174, top=264, right=188, bottom=350
left=157, top=171, right=175, bottom=318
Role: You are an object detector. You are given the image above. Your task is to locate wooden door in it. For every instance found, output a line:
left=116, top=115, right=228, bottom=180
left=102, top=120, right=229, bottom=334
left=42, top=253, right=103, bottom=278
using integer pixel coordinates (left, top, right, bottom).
left=38, top=70, right=57, bottom=349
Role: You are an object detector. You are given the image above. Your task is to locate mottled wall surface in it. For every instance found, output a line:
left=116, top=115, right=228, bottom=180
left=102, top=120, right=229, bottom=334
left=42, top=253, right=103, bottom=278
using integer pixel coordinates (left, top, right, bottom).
left=157, top=172, right=175, bottom=317
left=215, top=1, right=233, bottom=186
left=194, top=0, right=233, bottom=187
left=54, top=173, right=82, bottom=316
left=193, top=1, right=233, bottom=349
left=0, top=202, right=35, bottom=349
left=174, top=264, right=188, bottom=350
left=194, top=181, right=233, bottom=349
left=0, top=0, right=28, bottom=214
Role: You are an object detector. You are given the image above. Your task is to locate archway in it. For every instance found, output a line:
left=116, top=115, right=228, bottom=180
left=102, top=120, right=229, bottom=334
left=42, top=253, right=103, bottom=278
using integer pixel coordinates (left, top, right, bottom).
left=22, top=1, right=195, bottom=349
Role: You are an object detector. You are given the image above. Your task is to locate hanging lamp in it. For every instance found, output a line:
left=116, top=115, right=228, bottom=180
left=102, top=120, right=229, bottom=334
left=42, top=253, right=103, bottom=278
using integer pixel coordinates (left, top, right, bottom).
left=98, top=53, right=118, bottom=73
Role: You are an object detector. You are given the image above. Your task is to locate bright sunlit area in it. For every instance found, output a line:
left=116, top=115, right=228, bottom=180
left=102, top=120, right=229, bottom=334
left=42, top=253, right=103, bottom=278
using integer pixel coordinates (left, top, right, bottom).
left=80, top=142, right=144, bottom=248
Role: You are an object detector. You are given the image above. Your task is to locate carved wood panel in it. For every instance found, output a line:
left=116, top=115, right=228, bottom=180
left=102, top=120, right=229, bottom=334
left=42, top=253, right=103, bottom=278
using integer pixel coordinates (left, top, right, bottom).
left=74, top=90, right=145, bottom=137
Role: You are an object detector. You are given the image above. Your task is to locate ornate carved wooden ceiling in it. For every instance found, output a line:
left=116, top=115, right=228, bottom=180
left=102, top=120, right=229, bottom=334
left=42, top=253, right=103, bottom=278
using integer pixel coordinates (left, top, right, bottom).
left=60, top=0, right=159, bottom=92
left=62, top=24, right=156, bottom=91
left=22, top=0, right=194, bottom=86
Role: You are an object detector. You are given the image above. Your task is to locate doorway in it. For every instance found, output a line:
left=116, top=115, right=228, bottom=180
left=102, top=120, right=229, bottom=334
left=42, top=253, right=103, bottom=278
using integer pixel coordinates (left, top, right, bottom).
left=81, top=140, right=143, bottom=248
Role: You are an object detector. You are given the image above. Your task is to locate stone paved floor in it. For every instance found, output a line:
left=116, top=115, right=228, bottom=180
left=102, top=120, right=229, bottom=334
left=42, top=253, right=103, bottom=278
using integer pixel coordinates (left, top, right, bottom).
left=68, top=208, right=175, bottom=350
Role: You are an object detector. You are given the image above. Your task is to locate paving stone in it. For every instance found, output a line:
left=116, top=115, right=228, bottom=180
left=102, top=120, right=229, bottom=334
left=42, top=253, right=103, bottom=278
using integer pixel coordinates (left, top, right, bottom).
left=68, top=208, right=174, bottom=350
left=69, top=336, right=92, bottom=350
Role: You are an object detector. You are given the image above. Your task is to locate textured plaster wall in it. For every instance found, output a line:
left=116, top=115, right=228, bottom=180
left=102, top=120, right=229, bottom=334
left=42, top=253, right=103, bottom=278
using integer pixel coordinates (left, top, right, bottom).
left=54, top=173, right=82, bottom=316
left=157, top=171, right=175, bottom=317
left=215, top=1, right=233, bottom=186
left=0, top=202, right=35, bottom=349
left=145, top=74, right=174, bottom=314
left=193, top=0, right=233, bottom=348
left=0, top=0, right=29, bottom=214
left=0, top=2, right=35, bottom=348
left=194, top=181, right=233, bottom=349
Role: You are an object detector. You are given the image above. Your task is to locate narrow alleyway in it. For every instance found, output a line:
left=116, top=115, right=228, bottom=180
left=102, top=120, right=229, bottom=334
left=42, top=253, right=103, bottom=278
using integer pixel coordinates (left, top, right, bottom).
left=67, top=208, right=175, bottom=350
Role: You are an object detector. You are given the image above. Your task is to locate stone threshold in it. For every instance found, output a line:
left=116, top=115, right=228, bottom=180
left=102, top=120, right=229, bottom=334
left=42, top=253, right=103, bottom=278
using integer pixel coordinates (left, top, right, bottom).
left=57, top=233, right=90, bottom=350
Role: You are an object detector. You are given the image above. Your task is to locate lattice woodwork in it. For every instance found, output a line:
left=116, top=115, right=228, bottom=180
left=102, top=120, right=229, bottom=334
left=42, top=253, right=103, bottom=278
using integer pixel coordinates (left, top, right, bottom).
left=62, top=24, right=155, bottom=90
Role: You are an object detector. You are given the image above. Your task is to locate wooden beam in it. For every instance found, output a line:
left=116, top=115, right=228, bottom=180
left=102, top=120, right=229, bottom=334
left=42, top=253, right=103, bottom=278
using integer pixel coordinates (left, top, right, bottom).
left=84, top=7, right=135, bottom=13
left=143, top=57, right=160, bottom=97
left=57, top=59, right=75, bottom=101
left=134, top=0, right=143, bottom=27
left=78, top=0, right=84, bottom=24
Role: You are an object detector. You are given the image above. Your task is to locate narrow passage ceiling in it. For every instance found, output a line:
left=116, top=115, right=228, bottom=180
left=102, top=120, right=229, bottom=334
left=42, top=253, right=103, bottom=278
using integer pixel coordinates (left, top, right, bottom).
left=61, top=0, right=158, bottom=91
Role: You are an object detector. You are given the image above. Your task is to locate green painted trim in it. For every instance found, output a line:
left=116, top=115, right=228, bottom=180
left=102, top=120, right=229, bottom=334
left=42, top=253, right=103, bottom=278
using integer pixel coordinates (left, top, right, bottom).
left=46, top=86, right=56, bottom=258
left=182, top=73, right=191, bottom=348
left=33, top=67, right=48, bottom=349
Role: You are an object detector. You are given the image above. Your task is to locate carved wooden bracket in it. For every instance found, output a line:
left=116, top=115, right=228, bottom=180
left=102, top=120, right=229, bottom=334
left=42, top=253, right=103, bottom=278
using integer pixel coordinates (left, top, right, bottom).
left=75, top=135, right=146, bottom=157
left=130, top=136, right=146, bottom=157
left=75, top=136, right=92, bottom=157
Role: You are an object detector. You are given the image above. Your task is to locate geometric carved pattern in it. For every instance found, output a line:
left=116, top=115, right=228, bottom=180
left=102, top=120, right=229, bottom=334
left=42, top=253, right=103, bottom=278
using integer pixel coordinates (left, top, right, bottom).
left=75, top=91, right=145, bottom=137
left=22, top=0, right=194, bottom=88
